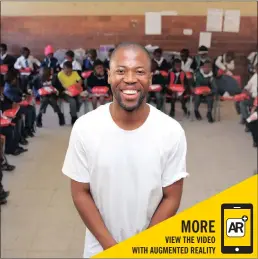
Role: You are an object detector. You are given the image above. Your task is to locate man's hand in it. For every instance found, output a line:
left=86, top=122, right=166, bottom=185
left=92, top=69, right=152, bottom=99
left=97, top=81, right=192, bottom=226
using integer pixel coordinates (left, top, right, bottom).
left=102, top=240, right=118, bottom=250
left=27, top=89, right=32, bottom=95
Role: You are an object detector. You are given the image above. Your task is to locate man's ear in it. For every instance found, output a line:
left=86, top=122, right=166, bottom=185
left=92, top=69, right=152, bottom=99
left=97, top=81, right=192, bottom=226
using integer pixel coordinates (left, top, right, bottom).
left=107, top=69, right=111, bottom=84
left=149, top=72, right=153, bottom=86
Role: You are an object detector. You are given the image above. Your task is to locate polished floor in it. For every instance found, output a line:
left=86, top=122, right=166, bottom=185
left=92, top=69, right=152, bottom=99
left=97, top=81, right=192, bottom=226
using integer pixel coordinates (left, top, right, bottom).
left=1, top=101, right=256, bottom=258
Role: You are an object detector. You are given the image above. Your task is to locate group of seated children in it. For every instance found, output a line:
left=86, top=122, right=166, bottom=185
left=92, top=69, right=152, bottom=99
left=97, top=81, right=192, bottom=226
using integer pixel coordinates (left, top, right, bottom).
left=148, top=46, right=225, bottom=123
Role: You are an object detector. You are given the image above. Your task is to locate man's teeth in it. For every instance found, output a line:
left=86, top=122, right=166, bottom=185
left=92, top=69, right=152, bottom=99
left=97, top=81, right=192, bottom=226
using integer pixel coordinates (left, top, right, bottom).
left=122, top=90, right=137, bottom=95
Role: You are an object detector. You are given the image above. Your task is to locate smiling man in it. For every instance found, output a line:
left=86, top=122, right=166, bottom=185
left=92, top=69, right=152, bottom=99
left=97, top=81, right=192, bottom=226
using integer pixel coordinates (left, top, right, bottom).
left=62, top=43, right=188, bottom=258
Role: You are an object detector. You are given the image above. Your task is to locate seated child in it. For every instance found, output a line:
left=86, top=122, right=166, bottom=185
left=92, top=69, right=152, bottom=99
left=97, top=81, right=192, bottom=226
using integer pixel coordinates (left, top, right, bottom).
left=83, top=49, right=98, bottom=71
left=180, top=48, right=193, bottom=73
left=57, top=61, right=84, bottom=125
left=14, top=47, right=41, bottom=93
left=168, top=59, right=190, bottom=117
left=3, top=70, right=36, bottom=137
left=103, top=48, right=114, bottom=70
left=191, top=45, right=209, bottom=72
left=147, top=60, right=166, bottom=111
left=213, top=51, right=235, bottom=77
left=86, top=59, right=109, bottom=110
left=153, top=48, right=170, bottom=72
left=247, top=51, right=257, bottom=76
left=0, top=43, right=16, bottom=69
left=193, top=59, right=216, bottom=123
left=0, top=87, right=27, bottom=156
left=31, top=67, right=65, bottom=127
left=60, top=50, right=82, bottom=74
left=239, top=63, right=257, bottom=131
left=0, top=43, right=17, bottom=91
left=40, top=45, right=60, bottom=74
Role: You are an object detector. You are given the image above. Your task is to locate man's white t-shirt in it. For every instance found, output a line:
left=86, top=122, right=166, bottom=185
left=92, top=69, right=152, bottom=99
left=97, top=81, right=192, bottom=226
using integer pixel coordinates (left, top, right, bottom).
left=62, top=103, right=188, bottom=258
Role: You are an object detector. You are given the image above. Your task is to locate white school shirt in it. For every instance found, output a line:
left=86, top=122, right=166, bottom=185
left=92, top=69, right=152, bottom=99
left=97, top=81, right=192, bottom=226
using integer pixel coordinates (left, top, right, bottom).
left=60, top=59, right=82, bottom=71
left=244, top=73, right=257, bottom=98
left=14, top=55, right=41, bottom=75
left=215, top=54, right=235, bottom=72
left=62, top=103, right=188, bottom=258
left=181, top=57, right=193, bottom=72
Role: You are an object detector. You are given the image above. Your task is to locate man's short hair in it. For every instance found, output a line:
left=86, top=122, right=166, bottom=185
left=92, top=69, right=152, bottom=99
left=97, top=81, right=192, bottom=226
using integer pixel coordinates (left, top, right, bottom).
left=66, top=50, right=75, bottom=58
left=63, top=61, right=73, bottom=69
left=110, top=42, right=152, bottom=69
left=0, top=43, right=7, bottom=51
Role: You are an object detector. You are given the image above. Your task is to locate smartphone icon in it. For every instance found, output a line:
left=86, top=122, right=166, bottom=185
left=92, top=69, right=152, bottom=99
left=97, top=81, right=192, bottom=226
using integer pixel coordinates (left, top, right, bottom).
left=221, top=203, right=253, bottom=254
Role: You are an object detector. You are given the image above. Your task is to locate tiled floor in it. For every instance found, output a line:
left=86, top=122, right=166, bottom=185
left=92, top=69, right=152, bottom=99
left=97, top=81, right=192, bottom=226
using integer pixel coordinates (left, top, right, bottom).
left=1, top=101, right=256, bottom=258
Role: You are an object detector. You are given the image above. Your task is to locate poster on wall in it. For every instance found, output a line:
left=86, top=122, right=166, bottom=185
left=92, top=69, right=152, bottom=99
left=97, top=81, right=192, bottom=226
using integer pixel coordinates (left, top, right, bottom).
left=145, top=12, right=162, bottom=35
left=199, top=32, right=212, bottom=48
left=223, top=10, right=241, bottom=33
left=206, top=8, right=223, bottom=32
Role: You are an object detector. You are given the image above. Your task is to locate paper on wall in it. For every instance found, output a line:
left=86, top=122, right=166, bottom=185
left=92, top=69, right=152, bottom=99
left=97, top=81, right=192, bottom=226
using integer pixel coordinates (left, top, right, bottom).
left=160, top=10, right=178, bottom=16
left=183, top=29, right=193, bottom=35
left=206, top=8, right=223, bottom=32
left=145, top=12, right=162, bottom=35
left=199, top=32, right=212, bottom=48
left=223, top=10, right=241, bottom=33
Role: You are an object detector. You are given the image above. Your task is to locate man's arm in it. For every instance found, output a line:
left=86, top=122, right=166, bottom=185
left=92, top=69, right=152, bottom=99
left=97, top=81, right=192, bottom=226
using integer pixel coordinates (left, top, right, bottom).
left=71, top=180, right=117, bottom=250
left=62, top=123, right=117, bottom=250
left=148, top=127, right=187, bottom=228
left=148, top=179, right=184, bottom=228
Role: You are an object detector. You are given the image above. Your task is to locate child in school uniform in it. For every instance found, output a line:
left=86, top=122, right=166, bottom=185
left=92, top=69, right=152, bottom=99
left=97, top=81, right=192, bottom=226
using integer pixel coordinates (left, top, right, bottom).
left=180, top=49, right=193, bottom=73
left=3, top=70, right=36, bottom=137
left=191, top=45, right=210, bottom=72
left=14, top=47, right=41, bottom=93
left=83, top=49, right=98, bottom=71
left=193, top=59, right=216, bottom=123
left=213, top=51, right=235, bottom=77
left=239, top=63, right=257, bottom=131
left=153, top=48, right=170, bottom=72
left=40, top=45, right=60, bottom=75
left=86, top=59, right=109, bottom=110
left=103, top=48, right=114, bottom=70
left=31, top=67, right=65, bottom=127
left=147, top=60, right=166, bottom=111
left=60, top=50, right=82, bottom=74
left=168, top=59, right=190, bottom=117
left=57, top=61, right=85, bottom=125
left=0, top=43, right=16, bottom=88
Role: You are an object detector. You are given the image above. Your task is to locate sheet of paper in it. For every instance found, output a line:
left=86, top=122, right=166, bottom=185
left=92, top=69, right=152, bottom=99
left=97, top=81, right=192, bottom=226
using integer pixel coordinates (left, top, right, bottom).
left=199, top=32, right=212, bottom=48
left=183, top=29, right=193, bottom=35
left=160, top=10, right=178, bottom=16
left=206, top=8, right=223, bottom=32
left=223, top=10, right=241, bottom=32
left=145, top=12, right=162, bottom=35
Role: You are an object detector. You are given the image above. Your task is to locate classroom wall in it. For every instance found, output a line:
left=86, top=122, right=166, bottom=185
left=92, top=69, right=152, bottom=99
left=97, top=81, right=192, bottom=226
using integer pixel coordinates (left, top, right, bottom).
left=1, top=2, right=257, bottom=78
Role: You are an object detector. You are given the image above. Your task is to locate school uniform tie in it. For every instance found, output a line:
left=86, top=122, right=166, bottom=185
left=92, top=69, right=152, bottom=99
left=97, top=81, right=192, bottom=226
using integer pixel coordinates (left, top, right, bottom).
left=25, top=59, right=29, bottom=67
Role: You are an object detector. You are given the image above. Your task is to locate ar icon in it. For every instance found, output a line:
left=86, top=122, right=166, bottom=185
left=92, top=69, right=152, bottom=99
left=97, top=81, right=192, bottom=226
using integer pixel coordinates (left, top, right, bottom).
left=226, top=215, right=248, bottom=237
